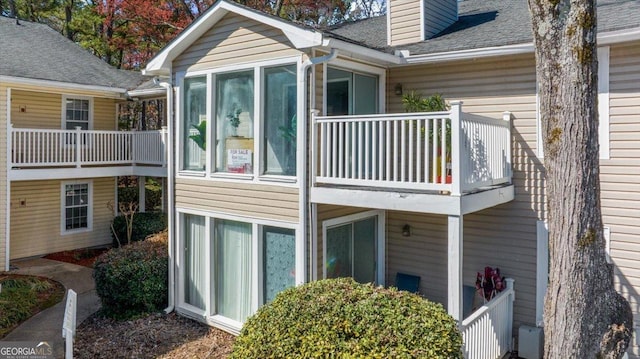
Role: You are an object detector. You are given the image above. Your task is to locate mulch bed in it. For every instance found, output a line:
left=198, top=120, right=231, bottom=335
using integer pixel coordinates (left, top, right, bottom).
left=43, top=247, right=109, bottom=268
left=74, top=312, right=235, bottom=359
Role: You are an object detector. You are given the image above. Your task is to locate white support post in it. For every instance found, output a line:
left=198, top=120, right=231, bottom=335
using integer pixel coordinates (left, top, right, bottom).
left=448, top=215, right=463, bottom=322
left=503, top=111, right=513, bottom=180
left=138, top=176, right=146, bottom=213
left=74, top=126, right=82, bottom=168
left=310, top=110, right=319, bottom=186
left=161, top=126, right=168, bottom=167
left=449, top=101, right=462, bottom=196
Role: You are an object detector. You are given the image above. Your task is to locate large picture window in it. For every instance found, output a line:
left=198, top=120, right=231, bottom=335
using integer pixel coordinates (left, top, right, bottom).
left=178, top=211, right=298, bottom=329
left=263, top=65, right=297, bottom=176
left=183, top=77, right=207, bottom=171
left=62, top=181, right=92, bottom=233
left=215, top=71, right=254, bottom=174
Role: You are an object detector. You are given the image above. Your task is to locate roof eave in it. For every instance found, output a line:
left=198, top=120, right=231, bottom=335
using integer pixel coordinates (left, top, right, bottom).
left=322, top=37, right=401, bottom=66
left=400, top=26, right=640, bottom=65
left=0, top=75, right=128, bottom=97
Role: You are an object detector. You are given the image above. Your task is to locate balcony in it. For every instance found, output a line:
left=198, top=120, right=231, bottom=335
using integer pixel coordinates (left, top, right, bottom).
left=310, top=102, right=515, bottom=215
left=9, top=126, right=168, bottom=180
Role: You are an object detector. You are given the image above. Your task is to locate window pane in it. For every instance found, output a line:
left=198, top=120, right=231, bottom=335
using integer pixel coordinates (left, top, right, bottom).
left=184, top=214, right=206, bottom=310
left=63, top=183, right=89, bottom=230
left=263, top=65, right=297, bottom=176
left=183, top=77, right=207, bottom=171
left=353, top=217, right=376, bottom=284
left=216, top=219, right=252, bottom=322
left=353, top=74, right=378, bottom=115
left=215, top=71, right=254, bottom=173
left=326, top=224, right=352, bottom=279
left=263, top=227, right=295, bottom=303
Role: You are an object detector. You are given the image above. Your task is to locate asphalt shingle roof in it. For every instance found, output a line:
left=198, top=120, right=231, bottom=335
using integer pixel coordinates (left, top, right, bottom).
left=0, top=16, right=149, bottom=90
left=327, top=0, right=640, bottom=55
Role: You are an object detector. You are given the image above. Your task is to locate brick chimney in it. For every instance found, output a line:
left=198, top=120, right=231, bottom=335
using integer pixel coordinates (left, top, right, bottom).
left=387, top=0, right=459, bottom=46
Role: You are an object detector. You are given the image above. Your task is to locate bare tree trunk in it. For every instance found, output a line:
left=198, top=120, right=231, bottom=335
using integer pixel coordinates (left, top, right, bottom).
left=527, top=0, right=632, bottom=357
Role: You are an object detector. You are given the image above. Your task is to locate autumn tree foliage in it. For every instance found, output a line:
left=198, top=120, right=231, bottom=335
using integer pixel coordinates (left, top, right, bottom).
left=527, top=0, right=633, bottom=357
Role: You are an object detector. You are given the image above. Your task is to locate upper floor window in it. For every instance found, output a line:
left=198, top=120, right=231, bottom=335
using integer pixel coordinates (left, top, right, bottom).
left=63, top=96, right=92, bottom=130
left=180, top=61, right=298, bottom=178
left=326, top=67, right=378, bottom=116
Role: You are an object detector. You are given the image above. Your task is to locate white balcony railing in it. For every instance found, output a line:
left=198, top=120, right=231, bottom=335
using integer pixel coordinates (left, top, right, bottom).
left=10, top=126, right=167, bottom=168
left=312, top=102, right=512, bottom=195
left=461, top=278, right=515, bottom=359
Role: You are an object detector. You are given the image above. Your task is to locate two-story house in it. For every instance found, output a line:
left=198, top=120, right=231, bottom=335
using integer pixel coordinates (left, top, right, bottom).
left=0, top=16, right=167, bottom=268
left=144, top=0, right=640, bottom=357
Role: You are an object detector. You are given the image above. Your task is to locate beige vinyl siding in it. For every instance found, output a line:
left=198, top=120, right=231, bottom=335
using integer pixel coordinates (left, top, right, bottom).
left=174, top=13, right=302, bottom=73
left=0, top=85, right=8, bottom=267
left=388, top=0, right=422, bottom=46
left=10, top=177, right=115, bottom=259
left=386, top=54, right=540, bottom=327
left=10, top=89, right=117, bottom=130
left=606, top=40, right=640, bottom=354
left=423, top=0, right=457, bottom=38
left=175, top=178, right=299, bottom=223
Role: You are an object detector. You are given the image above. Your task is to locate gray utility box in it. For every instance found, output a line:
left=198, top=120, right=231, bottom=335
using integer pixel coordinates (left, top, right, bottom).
left=518, top=325, right=543, bottom=359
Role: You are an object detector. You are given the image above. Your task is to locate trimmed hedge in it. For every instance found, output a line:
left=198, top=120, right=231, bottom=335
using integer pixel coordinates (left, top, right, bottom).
left=93, top=232, right=168, bottom=319
left=232, top=278, right=462, bottom=358
left=111, top=212, right=167, bottom=247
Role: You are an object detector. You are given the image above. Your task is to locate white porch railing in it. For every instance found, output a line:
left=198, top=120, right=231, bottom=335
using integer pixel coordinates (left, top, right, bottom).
left=461, top=278, right=515, bottom=359
left=10, top=126, right=167, bottom=168
left=312, top=102, right=512, bottom=195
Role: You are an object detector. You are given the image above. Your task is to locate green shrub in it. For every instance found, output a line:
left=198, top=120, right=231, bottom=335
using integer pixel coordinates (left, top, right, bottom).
left=111, top=212, right=167, bottom=247
left=93, top=232, right=168, bottom=319
left=232, top=278, right=462, bottom=359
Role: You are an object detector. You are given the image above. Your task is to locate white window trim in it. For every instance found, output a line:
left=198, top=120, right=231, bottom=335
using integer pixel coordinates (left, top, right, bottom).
left=537, top=46, right=610, bottom=160
left=322, top=58, right=386, bottom=116
left=175, top=207, right=301, bottom=333
left=536, top=220, right=611, bottom=327
left=60, top=180, right=93, bottom=235
left=61, top=95, right=94, bottom=130
left=321, top=209, right=386, bottom=285
left=176, top=56, right=303, bottom=185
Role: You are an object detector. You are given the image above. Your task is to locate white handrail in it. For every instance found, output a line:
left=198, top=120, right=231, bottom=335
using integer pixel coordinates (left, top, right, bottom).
left=10, top=127, right=166, bottom=168
left=461, top=278, right=515, bottom=359
left=311, top=103, right=513, bottom=194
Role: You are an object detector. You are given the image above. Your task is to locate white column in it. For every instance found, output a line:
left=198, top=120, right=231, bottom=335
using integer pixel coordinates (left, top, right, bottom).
left=448, top=214, right=463, bottom=321
left=138, top=176, right=146, bottom=213
left=449, top=101, right=462, bottom=196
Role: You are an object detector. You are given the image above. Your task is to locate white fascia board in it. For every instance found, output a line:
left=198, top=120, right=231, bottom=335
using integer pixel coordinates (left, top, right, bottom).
left=322, top=38, right=401, bottom=66
left=0, top=75, right=127, bottom=97
left=401, top=27, right=640, bottom=65
left=127, top=87, right=167, bottom=99
left=401, top=43, right=535, bottom=65
left=144, top=0, right=321, bottom=74
left=9, top=166, right=167, bottom=181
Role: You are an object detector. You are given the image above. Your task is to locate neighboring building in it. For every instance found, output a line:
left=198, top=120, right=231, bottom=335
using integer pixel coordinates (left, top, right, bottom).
left=144, top=0, right=640, bottom=357
left=0, top=16, right=167, bottom=266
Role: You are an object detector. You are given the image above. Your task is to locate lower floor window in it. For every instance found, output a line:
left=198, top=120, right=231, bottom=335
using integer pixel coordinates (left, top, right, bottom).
left=62, top=181, right=92, bottom=232
left=180, top=212, right=298, bottom=326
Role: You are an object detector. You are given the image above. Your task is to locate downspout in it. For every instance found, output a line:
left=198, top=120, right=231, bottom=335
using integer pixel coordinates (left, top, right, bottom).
left=155, top=76, right=175, bottom=314
left=299, top=49, right=337, bottom=282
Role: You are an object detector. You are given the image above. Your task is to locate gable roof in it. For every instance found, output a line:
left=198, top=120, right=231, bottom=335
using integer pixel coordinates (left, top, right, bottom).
left=0, top=16, right=149, bottom=92
left=328, top=0, right=640, bottom=57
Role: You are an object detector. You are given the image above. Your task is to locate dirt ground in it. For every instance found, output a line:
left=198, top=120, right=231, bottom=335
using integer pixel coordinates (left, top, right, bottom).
left=74, top=312, right=235, bottom=359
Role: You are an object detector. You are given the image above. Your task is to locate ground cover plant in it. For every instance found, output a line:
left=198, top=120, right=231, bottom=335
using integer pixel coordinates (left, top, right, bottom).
left=0, top=274, right=64, bottom=338
left=232, top=278, right=463, bottom=358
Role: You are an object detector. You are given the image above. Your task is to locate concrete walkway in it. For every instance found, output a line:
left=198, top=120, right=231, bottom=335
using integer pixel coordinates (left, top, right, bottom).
left=2, top=258, right=101, bottom=359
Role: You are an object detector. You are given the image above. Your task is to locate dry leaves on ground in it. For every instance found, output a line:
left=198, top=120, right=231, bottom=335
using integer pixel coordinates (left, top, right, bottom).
left=74, top=312, right=235, bottom=359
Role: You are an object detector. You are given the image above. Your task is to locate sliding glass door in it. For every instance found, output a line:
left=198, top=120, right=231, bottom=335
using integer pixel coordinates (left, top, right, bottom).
left=325, top=215, right=378, bottom=284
